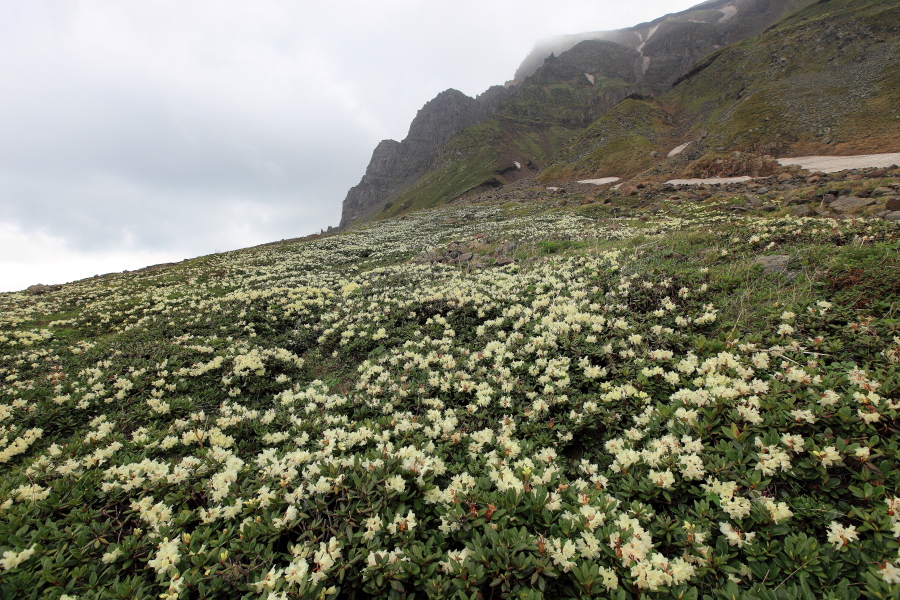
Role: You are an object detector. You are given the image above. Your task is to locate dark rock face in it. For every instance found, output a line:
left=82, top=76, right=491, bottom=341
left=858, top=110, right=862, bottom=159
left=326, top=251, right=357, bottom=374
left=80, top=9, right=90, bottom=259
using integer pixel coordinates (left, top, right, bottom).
left=338, top=139, right=406, bottom=231
left=338, top=87, right=509, bottom=229
left=513, top=0, right=817, bottom=88
left=525, top=41, right=643, bottom=87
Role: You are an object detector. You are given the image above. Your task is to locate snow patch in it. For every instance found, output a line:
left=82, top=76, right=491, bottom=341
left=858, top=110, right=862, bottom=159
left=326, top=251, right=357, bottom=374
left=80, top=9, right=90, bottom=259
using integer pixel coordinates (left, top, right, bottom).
left=777, top=153, right=900, bottom=173
left=577, top=177, right=621, bottom=185
left=514, top=161, right=521, bottom=169
left=666, top=176, right=754, bottom=185
left=688, top=19, right=708, bottom=24
left=636, top=24, right=660, bottom=53
left=642, top=56, right=652, bottom=73
left=717, top=5, right=738, bottom=22
left=584, top=73, right=595, bottom=85
left=667, top=142, right=692, bottom=158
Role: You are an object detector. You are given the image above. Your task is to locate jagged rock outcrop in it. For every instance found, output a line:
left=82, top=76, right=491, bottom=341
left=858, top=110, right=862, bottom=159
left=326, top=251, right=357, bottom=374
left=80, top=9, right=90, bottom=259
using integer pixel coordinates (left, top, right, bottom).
left=339, top=87, right=509, bottom=229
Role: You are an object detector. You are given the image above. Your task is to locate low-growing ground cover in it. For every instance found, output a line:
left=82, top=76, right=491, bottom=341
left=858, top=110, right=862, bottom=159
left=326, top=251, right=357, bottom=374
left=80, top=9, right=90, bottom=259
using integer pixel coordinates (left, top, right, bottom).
left=2, top=185, right=900, bottom=599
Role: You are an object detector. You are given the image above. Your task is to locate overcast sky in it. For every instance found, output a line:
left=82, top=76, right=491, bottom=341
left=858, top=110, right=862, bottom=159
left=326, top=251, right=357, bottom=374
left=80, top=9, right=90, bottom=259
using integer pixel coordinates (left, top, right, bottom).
left=0, top=0, right=701, bottom=292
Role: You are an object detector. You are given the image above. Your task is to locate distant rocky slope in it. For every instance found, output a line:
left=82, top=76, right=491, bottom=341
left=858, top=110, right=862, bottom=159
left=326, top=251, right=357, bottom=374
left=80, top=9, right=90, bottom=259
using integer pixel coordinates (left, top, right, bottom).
left=337, top=0, right=853, bottom=229
left=511, top=0, right=816, bottom=93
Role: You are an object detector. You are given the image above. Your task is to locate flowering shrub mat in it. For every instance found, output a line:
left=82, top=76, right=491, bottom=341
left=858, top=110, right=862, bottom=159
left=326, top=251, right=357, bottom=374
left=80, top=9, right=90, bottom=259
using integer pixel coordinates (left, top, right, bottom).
left=3, top=179, right=900, bottom=599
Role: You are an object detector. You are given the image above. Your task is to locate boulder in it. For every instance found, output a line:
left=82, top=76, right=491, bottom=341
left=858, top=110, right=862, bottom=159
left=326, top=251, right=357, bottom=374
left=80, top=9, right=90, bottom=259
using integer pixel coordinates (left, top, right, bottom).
left=885, top=212, right=900, bottom=222
left=493, top=256, right=515, bottom=267
left=830, top=196, right=876, bottom=213
left=25, top=284, right=61, bottom=295
left=872, top=187, right=894, bottom=197
left=791, top=205, right=811, bottom=217
left=761, top=204, right=778, bottom=212
left=885, top=197, right=900, bottom=211
left=499, top=241, right=518, bottom=255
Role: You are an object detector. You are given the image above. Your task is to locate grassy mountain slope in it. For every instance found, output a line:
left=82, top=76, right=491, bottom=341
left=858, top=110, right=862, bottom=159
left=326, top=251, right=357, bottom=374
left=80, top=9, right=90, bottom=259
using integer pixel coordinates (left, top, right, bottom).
left=671, top=0, right=900, bottom=153
left=4, top=167, right=900, bottom=598
left=372, top=41, right=645, bottom=222
left=378, top=120, right=575, bottom=221
left=541, top=0, right=900, bottom=183
left=540, top=99, right=678, bottom=181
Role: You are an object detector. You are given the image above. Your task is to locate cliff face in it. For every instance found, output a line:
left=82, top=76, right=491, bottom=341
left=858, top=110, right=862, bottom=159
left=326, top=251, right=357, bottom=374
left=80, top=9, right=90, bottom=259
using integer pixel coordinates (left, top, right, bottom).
left=338, top=87, right=509, bottom=229
left=337, top=139, right=406, bottom=231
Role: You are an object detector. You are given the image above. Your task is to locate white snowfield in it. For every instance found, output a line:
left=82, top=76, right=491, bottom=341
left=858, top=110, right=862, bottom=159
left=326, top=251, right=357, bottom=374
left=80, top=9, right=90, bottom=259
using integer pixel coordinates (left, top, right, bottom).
left=577, top=177, right=621, bottom=185
left=717, top=5, right=739, bottom=22
left=666, top=176, right=754, bottom=185
left=777, top=153, right=900, bottom=173
left=668, top=142, right=692, bottom=158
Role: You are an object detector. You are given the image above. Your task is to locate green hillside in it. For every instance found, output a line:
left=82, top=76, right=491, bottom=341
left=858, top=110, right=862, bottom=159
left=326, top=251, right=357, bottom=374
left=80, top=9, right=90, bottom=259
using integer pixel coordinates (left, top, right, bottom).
left=541, top=0, right=900, bottom=183
left=540, top=99, right=676, bottom=181
left=4, top=165, right=900, bottom=598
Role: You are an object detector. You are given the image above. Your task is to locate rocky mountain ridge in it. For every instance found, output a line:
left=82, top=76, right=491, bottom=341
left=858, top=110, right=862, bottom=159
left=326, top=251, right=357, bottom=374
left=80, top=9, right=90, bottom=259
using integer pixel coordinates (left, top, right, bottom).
left=511, top=0, right=815, bottom=92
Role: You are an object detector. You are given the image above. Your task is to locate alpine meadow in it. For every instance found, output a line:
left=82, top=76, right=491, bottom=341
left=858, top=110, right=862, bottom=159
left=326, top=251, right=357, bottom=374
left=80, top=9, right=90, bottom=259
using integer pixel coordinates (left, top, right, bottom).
left=4, top=0, right=900, bottom=599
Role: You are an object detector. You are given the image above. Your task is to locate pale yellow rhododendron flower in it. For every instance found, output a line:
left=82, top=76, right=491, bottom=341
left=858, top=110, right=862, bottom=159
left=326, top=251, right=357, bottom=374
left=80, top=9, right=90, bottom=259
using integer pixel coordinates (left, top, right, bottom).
left=826, top=522, right=859, bottom=549
left=1, top=545, right=36, bottom=571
